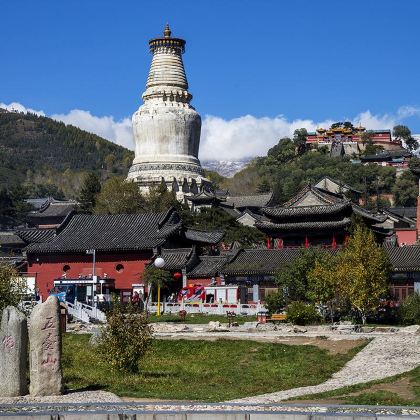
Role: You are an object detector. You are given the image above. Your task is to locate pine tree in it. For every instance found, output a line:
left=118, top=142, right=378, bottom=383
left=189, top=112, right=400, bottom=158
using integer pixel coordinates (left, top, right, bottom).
left=79, top=172, right=102, bottom=213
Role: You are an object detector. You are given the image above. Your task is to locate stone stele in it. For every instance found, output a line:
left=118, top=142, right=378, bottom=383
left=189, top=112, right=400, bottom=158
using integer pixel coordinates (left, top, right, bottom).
left=0, top=306, right=29, bottom=397
left=29, top=296, right=63, bottom=396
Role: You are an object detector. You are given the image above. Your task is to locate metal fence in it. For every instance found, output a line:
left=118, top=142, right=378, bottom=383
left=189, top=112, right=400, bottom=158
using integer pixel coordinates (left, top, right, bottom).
left=147, top=301, right=267, bottom=316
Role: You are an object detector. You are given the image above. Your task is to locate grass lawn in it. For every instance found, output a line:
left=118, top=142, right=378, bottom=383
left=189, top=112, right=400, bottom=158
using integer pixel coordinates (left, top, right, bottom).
left=147, top=313, right=256, bottom=324
left=290, top=366, right=420, bottom=406
left=63, top=334, right=365, bottom=402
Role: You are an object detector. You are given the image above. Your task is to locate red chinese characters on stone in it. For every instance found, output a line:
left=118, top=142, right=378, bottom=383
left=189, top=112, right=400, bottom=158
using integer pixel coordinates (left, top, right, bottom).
left=40, top=316, right=58, bottom=368
left=2, top=335, right=15, bottom=349
left=41, top=354, right=57, bottom=367
left=41, top=317, right=55, bottom=331
left=42, top=332, right=57, bottom=351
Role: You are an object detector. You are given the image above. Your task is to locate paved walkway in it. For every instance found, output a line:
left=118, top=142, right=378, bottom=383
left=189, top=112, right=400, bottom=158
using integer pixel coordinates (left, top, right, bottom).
left=230, top=335, right=420, bottom=403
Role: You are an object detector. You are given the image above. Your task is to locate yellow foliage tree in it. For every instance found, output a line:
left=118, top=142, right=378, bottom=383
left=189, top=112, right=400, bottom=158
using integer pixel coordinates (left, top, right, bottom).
left=307, top=255, right=342, bottom=322
left=335, top=226, right=390, bottom=324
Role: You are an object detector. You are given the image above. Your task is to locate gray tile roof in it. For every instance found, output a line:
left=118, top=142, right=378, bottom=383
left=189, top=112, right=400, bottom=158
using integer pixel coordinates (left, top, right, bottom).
left=16, top=229, right=56, bottom=244
left=28, top=199, right=78, bottom=219
left=315, top=176, right=362, bottom=195
left=225, top=192, right=273, bottom=209
left=0, top=232, right=26, bottom=246
left=262, top=201, right=351, bottom=220
left=26, top=210, right=182, bottom=254
left=184, top=229, right=224, bottom=244
left=386, top=207, right=417, bottom=220
left=282, top=184, right=341, bottom=207
left=361, top=149, right=411, bottom=161
left=25, top=198, right=50, bottom=210
left=352, top=204, right=387, bottom=223
left=255, top=218, right=351, bottom=232
left=221, top=246, right=420, bottom=276
left=187, top=255, right=231, bottom=278
left=161, top=248, right=193, bottom=270
left=384, top=245, right=420, bottom=272
left=219, top=204, right=242, bottom=218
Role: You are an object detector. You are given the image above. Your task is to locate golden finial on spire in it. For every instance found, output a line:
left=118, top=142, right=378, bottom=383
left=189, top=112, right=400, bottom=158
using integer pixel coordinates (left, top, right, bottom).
left=164, top=23, right=171, bottom=38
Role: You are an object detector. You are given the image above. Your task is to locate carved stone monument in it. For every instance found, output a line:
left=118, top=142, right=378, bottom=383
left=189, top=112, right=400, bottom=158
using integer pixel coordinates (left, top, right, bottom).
left=29, top=296, right=63, bottom=396
left=0, top=306, right=28, bottom=397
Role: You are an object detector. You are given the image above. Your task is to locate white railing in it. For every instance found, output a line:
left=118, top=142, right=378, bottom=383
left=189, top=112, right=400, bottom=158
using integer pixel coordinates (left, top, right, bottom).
left=80, top=303, right=107, bottom=323
left=67, top=301, right=90, bottom=323
left=147, top=302, right=267, bottom=316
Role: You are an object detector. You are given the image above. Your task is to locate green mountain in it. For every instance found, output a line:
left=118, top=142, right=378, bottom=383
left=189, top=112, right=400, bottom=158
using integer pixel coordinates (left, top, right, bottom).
left=0, top=110, right=134, bottom=198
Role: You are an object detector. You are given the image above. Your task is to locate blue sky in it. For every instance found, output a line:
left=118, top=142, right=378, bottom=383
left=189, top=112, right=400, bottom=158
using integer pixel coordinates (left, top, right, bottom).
left=2, top=0, right=420, bottom=159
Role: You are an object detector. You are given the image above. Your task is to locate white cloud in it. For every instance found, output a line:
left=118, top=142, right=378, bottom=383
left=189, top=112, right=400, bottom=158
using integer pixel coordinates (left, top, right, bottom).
left=200, top=114, right=335, bottom=160
left=1, top=101, right=420, bottom=160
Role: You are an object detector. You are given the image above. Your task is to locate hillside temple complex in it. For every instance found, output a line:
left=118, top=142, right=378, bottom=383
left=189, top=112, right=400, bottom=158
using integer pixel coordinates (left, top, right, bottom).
left=127, top=24, right=211, bottom=199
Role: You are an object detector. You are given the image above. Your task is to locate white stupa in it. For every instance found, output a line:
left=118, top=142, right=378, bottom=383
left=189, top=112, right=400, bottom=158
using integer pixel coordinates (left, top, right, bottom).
left=127, top=24, right=211, bottom=198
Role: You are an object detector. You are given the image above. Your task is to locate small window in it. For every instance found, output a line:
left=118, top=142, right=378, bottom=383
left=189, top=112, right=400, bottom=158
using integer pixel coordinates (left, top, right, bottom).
left=116, top=264, right=124, bottom=273
left=63, top=265, right=71, bottom=273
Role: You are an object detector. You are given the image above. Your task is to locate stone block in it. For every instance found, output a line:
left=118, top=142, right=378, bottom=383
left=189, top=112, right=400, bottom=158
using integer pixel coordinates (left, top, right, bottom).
left=249, top=414, right=310, bottom=420
left=29, top=296, right=63, bottom=396
left=188, top=414, right=246, bottom=420
left=154, top=415, right=187, bottom=420
left=0, top=306, right=28, bottom=396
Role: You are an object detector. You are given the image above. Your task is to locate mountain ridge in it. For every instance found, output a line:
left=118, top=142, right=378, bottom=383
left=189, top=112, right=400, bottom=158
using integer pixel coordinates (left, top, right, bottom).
left=0, top=110, right=134, bottom=198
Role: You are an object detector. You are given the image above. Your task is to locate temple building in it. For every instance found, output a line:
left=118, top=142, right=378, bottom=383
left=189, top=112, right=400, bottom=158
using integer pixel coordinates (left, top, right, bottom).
left=255, top=184, right=388, bottom=248
left=23, top=208, right=224, bottom=302
left=127, top=24, right=211, bottom=199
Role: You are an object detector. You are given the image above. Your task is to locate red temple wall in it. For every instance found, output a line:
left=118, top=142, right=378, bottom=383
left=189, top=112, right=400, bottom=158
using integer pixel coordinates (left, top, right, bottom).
left=395, top=230, right=417, bottom=246
left=27, top=251, right=153, bottom=300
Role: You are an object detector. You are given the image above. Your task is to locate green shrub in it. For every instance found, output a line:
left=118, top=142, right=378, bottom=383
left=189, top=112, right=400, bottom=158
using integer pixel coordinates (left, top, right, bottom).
left=287, top=301, right=321, bottom=325
left=399, top=293, right=420, bottom=325
left=96, top=298, right=153, bottom=373
left=0, top=263, right=26, bottom=321
left=264, top=291, right=285, bottom=314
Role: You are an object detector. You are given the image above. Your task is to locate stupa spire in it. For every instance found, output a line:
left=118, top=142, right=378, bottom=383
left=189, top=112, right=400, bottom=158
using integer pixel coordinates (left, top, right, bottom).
left=164, top=23, right=171, bottom=38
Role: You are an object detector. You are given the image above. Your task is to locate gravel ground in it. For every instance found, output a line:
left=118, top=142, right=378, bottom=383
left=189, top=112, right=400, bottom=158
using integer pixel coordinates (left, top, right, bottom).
left=230, top=335, right=420, bottom=403
left=0, top=391, right=121, bottom=404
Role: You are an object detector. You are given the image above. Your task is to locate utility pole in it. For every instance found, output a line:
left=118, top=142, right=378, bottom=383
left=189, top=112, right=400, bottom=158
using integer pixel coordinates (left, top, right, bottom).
left=86, top=249, right=96, bottom=306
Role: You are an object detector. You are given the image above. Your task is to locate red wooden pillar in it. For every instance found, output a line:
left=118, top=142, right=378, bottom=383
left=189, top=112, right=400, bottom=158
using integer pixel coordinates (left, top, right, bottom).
left=332, top=234, right=337, bottom=250
left=267, top=237, right=271, bottom=249
left=305, top=236, right=309, bottom=249
left=344, top=234, right=349, bottom=246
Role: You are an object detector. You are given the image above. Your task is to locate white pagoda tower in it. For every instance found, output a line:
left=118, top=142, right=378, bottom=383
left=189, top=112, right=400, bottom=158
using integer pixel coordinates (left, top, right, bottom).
left=127, top=24, right=210, bottom=198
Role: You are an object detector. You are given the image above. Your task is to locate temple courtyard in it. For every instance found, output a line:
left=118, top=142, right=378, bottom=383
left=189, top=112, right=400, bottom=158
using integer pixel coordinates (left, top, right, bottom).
left=1, top=323, right=419, bottom=407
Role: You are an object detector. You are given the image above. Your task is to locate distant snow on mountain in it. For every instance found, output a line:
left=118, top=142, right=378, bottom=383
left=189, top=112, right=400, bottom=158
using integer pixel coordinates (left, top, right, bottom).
left=202, top=157, right=254, bottom=177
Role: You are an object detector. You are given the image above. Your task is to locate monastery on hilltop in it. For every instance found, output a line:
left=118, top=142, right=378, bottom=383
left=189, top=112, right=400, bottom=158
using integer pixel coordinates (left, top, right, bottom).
left=306, top=123, right=401, bottom=150
left=127, top=24, right=211, bottom=199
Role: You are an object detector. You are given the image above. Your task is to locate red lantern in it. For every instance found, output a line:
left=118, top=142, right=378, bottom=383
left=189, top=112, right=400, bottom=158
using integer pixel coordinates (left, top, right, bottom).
left=173, top=271, right=182, bottom=280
